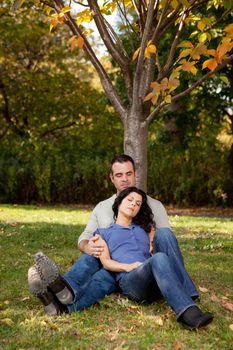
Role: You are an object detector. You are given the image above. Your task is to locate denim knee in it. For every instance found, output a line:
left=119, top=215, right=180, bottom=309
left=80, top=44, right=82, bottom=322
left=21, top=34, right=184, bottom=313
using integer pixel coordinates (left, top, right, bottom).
left=155, top=228, right=176, bottom=243
left=151, top=252, right=169, bottom=268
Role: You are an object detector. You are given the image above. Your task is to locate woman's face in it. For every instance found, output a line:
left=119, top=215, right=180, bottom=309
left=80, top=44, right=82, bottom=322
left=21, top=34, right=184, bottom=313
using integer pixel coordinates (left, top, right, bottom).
left=118, top=192, right=142, bottom=218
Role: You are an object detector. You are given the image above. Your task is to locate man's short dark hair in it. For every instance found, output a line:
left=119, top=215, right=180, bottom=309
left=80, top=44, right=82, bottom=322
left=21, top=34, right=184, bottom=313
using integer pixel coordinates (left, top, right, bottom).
left=110, top=154, right=136, bottom=173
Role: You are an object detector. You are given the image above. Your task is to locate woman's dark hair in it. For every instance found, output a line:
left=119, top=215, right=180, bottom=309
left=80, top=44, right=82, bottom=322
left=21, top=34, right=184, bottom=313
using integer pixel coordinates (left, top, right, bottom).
left=112, top=187, right=154, bottom=233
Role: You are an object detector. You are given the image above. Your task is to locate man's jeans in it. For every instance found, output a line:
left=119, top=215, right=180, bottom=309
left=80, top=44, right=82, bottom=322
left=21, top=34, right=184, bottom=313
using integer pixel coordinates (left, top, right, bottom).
left=119, top=252, right=197, bottom=319
left=63, top=228, right=198, bottom=314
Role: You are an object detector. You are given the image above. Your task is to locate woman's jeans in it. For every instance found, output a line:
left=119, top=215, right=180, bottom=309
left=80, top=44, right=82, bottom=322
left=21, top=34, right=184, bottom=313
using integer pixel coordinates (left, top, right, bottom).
left=64, top=254, right=116, bottom=312
left=63, top=228, right=199, bottom=314
left=119, top=252, right=197, bottom=319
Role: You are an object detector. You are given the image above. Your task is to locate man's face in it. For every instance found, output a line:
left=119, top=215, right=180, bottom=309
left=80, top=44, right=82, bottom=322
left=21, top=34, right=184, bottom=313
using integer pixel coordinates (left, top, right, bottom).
left=110, top=161, right=136, bottom=194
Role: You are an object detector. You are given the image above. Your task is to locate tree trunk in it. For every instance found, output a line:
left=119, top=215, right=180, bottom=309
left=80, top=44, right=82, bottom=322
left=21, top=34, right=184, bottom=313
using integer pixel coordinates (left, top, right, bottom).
left=123, top=111, right=148, bottom=191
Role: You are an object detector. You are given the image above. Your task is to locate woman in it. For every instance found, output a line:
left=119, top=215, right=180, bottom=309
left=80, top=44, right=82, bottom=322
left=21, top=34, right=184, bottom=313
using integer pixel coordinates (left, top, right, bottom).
left=94, top=187, right=213, bottom=328
left=28, top=187, right=213, bottom=328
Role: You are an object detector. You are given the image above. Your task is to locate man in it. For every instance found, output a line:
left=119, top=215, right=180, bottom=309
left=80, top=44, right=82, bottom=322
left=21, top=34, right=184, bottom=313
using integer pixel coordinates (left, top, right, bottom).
left=78, top=154, right=171, bottom=256
left=28, top=154, right=199, bottom=314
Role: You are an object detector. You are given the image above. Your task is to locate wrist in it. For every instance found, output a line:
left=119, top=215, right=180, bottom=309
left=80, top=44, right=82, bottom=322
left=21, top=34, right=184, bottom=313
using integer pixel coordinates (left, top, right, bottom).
left=79, top=240, right=89, bottom=253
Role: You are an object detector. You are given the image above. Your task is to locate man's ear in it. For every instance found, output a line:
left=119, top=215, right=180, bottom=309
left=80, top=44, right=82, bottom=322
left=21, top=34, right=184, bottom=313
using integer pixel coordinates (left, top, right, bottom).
left=109, top=173, right=114, bottom=183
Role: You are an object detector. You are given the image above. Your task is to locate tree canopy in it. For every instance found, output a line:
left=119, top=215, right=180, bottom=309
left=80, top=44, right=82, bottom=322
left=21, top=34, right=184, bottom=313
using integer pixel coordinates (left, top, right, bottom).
left=10, top=0, right=233, bottom=189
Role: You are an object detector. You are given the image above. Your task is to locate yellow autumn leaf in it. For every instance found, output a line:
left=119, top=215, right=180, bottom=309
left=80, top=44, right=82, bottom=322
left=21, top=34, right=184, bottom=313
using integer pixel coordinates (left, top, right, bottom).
left=220, top=75, right=229, bottom=84
left=144, top=45, right=156, bottom=58
left=82, top=28, right=94, bottom=35
left=178, top=41, right=194, bottom=48
left=197, top=20, right=206, bottom=32
left=191, top=43, right=208, bottom=59
left=168, top=77, right=180, bottom=92
left=203, top=58, right=218, bottom=71
left=224, top=23, right=233, bottom=38
left=178, top=48, right=192, bottom=60
left=50, top=17, right=59, bottom=31
left=61, top=6, right=71, bottom=14
left=132, top=47, right=141, bottom=61
left=150, top=81, right=161, bottom=92
left=123, top=0, right=132, bottom=7
left=151, top=93, right=160, bottom=105
left=58, top=12, right=65, bottom=21
left=181, top=61, right=197, bottom=75
left=76, top=9, right=92, bottom=25
left=217, top=40, right=233, bottom=59
left=164, top=95, right=172, bottom=103
left=189, top=30, right=199, bottom=39
left=147, top=44, right=157, bottom=54
left=198, top=32, right=209, bottom=43
left=180, top=0, right=189, bottom=8
left=207, top=49, right=216, bottom=57
left=144, top=92, right=154, bottom=102
left=160, top=78, right=169, bottom=91
left=69, top=35, right=78, bottom=51
left=77, top=36, right=84, bottom=49
left=190, top=66, right=197, bottom=75
left=171, top=0, right=179, bottom=9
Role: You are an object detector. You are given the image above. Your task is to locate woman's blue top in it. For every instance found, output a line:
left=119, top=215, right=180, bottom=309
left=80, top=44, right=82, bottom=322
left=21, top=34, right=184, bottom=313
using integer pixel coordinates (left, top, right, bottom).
left=96, top=223, right=150, bottom=280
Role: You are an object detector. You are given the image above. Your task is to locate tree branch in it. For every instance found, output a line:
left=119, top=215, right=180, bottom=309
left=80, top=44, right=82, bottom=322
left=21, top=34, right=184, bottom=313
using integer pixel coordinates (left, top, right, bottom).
left=158, top=10, right=187, bottom=79
left=86, top=0, right=133, bottom=102
left=145, top=54, right=233, bottom=125
left=151, top=0, right=170, bottom=44
left=116, top=0, right=138, bottom=37
left=133, top=0, right=158, bottom=104
left=139, top=0, right=171, bottom=100
left=0, top=126, right=9, bottom=140
left=0, top=77, right=26, bottom=136
left=73, top=0, right=89, bottom=7
left=40, top=121, right=76, bottom=137
left=50, top=0, right=127, bottom=121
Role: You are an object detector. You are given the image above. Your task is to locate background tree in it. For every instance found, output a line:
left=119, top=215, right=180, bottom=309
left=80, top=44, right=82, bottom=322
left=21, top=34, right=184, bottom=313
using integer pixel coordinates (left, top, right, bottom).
left=12, top=0, right=233, bottom=190
left=0, top=2, right=122, bottom=203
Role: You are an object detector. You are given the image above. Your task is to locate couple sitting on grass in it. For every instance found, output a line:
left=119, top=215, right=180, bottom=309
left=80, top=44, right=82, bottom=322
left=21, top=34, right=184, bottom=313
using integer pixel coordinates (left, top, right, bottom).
left=28, top=185, right=213, bottom=329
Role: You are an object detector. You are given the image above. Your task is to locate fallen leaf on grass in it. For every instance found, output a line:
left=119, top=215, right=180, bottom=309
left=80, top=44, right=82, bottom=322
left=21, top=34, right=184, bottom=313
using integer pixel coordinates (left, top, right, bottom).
left=174, top=341, right=184, bottom=350
left=109, top=328, right=119, bottom=341
left=0, top=318, right=14, bottom=326
left=144, top=315, right=164, bottom=326
left=221, top=300, right=233, bottom=312
left=210, top=294, right=220, bottom=302
left=21, top=296, right=30, bottom=302
left=229, top=324, right=233, bottom=331
left=153, top=316, right=164, bottom=326
left=199, top=286, right=209, bottom=293
left=113, top=340, right=128, bottom=350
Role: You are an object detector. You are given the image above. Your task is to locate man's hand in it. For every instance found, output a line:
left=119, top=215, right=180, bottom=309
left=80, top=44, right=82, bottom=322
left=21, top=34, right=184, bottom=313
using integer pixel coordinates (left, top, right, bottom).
left=83, top=235, right=105, bottom=257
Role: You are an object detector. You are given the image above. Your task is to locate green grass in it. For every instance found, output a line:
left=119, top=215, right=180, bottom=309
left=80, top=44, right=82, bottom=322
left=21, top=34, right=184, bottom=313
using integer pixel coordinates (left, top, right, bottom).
left=0, top=204, right=233, bottom=350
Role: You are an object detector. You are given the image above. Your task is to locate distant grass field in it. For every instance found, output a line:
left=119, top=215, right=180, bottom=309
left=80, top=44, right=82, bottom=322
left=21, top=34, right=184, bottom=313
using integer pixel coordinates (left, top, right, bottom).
left=0, top=204, right=233, bottom=350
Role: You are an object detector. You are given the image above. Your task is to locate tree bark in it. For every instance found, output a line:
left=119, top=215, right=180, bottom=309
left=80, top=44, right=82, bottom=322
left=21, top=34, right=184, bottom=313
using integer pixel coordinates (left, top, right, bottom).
left=124, top=109, right=148, bottom=191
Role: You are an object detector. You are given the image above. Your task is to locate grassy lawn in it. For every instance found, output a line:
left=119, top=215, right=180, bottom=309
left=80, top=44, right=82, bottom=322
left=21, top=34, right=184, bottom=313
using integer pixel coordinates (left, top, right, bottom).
left=0, top=204, right=233, bottom=350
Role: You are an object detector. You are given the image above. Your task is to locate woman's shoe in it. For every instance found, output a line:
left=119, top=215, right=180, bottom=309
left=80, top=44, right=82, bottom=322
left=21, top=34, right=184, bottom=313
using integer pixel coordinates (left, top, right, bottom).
left=28, top=266, right=62, bottom=316
left=34, top=251, right=74, bottom=305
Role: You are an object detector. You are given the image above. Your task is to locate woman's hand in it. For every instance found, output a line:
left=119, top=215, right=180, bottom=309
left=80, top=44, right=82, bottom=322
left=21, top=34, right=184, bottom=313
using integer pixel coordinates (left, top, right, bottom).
left=124, top=261, right=142, bottom=272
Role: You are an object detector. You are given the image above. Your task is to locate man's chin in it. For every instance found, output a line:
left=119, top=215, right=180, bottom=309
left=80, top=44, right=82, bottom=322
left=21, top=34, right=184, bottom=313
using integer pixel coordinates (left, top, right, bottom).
left=121, top=185, right=130, bottom=190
